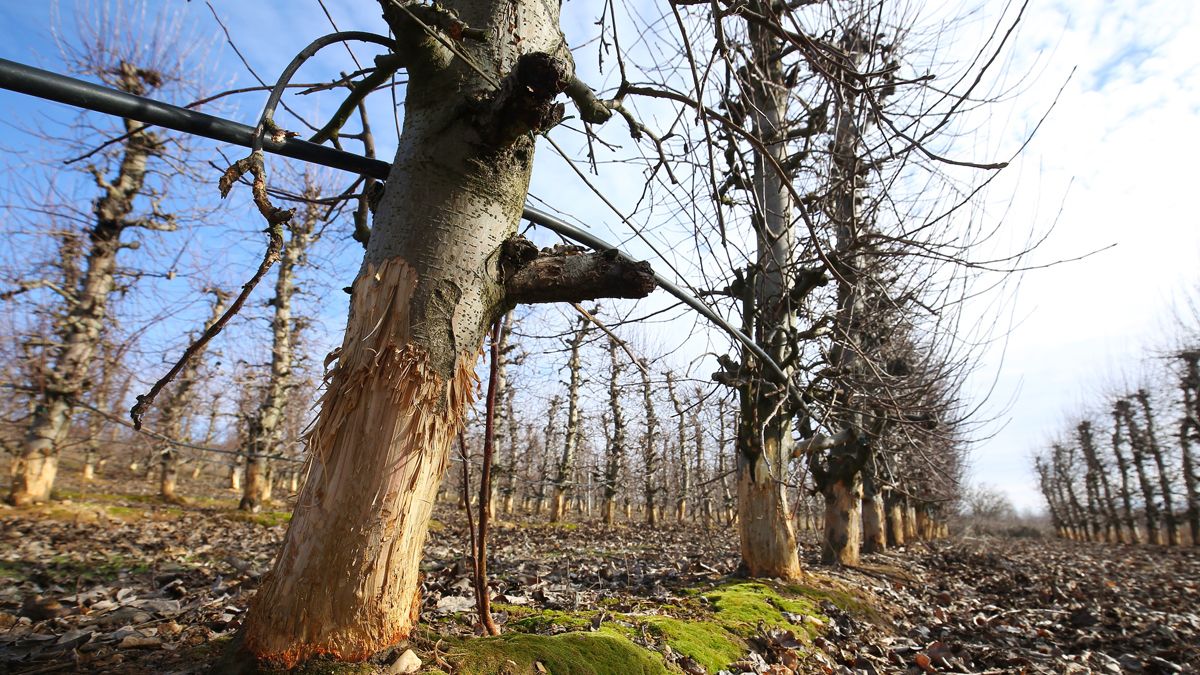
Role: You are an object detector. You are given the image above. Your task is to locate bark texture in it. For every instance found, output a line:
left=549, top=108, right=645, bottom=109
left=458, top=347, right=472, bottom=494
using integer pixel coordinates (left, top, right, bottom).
left=733, top=11, right=801, bottom=582
left=8, top=64, right=163, bottom=506
left=240, top=1, right=579, bottom=663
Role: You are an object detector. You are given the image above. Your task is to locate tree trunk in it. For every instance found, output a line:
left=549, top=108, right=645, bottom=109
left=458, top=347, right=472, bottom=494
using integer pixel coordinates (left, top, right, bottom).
left=238, top=2, right=597, bottom=662
left=734, top=417, right=801, bottom=576
left=1109, top=410, right=1143, bottom=543
left=733, top=12, right=802, bottom=582
left=158, top=292, right=228, bottom=503
left=822, top=473, right=863, bottom=566
left=666, top=372, right=690, bottom=522
left=1118, top=400, right=1163, bottom=544
left=491, top=312, right=513, bottom=518
left=550, top=317, right=589, bottom=522
left=640, top=361, right=660, bottom=526
left=502, top=389, right=520, bottom=515
left=861, top=469, right=886, bottom=554
left=1178, top=352, right=1200, bottom=545
left=602, top=339, right=626, bottom=526
left=240, top=187, right=317, bottom=512
left=1137, top=390, right=1180, bottom=545
left=885, top=493, right=905, bottom=547
left=1077, top=421, right=1122, bottom=542
left=228, top=456, right=242, bottom=492
left=8, top=65, right=160, bottom=506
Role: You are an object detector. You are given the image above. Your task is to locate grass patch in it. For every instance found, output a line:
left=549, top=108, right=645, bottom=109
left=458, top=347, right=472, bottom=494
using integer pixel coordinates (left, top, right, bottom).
left=0, top=561, right=26, bottom=579
left=638, top=580, right=830, bottom=672
left=445, top=631, right=668, bottom=675
left=102, top=504, right=185, bottom=521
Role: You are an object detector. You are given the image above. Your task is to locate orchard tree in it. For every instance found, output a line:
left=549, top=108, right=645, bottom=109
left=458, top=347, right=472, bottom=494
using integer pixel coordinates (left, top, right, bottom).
left=233, top=1, right=655, bottom=666
left=3, top=6, right=208, bottom=505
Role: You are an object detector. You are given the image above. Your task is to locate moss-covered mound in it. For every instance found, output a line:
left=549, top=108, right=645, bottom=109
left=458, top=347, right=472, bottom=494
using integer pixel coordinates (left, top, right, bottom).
left=439, top=579, right=841, bottom=674
left=446, top=631, right=668, bottom=675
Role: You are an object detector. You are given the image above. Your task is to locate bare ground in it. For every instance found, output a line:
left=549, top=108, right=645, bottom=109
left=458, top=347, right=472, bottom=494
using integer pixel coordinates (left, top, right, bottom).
left=1, top=476, right=1197, bottom=674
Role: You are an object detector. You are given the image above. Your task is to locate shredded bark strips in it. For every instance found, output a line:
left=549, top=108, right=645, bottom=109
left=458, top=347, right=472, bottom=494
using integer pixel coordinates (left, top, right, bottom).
left=241, top=257, right=478, bottom=667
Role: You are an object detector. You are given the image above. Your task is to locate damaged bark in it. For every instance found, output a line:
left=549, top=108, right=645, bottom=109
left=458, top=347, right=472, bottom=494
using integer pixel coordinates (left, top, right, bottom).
left=238, top=1, right=655, bottom=666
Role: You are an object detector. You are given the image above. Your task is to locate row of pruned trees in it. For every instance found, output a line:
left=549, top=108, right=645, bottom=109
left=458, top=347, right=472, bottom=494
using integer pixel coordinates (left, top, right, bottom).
left=1034, top=354, right=1200, bottom=546
left=2, top=0, right=1029, bottom=667
left=446, top=305, right=965, bottom=557
left=0, top=2, right=345, bottom=512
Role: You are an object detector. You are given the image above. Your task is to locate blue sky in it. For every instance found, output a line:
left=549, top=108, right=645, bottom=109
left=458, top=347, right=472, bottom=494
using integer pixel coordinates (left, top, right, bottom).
left=3, top=1, right=1199, bottom=512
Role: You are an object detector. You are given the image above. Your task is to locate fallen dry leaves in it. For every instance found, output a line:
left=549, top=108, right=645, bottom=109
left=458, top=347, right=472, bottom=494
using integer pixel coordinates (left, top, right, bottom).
left=1, top=482, right=1197, bottom=674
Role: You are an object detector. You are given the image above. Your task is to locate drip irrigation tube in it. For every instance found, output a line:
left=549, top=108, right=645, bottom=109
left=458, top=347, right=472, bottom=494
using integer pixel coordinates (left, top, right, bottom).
left=0, top=57, right=785, bottom=382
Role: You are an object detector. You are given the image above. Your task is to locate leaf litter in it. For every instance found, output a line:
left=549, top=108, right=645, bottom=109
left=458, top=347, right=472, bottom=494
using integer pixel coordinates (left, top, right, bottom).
left=1, top=483, right=1197, bottom=673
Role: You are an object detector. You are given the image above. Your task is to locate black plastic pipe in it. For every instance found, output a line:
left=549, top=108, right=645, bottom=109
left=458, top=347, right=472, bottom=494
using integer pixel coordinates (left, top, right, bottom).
left=0, top=57, right=785, bottom=382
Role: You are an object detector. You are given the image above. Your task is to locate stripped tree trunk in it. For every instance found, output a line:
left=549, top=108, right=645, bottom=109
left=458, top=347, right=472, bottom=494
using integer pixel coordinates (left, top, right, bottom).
left=734, top=13, right=802, bottom=581
left=8, top=64, right=166, bottom=506
left=821, top=468, right=863, bottom=565
left=885, top=492, right=905, bottom=547
left=861, top=463, right=886, bottom=554
left=238, top=2, right=656, bottom=663
left=818, top=31, right=869, bottom=568
left=904, top=502, right=918, bottom=541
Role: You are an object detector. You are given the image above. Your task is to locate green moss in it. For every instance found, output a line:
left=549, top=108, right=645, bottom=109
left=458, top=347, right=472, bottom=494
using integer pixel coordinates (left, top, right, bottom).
left=635, top=581, right=830, bottom=672
left=786, top=582, right=886, bottom=624
left=0, top=561, right=25, bottom=579
left=427, top=518, right=446, bottom=532
left=643, top=616, right=744, bottom=673
left=1, top=554, right=150, bottom=582
left=223, top=509, right=292, bottom=527
left=447, top=631, right=668, bottom=675
left=498, top=605, right=597, bottom=634
left=703, top=582, right=821, bottom=638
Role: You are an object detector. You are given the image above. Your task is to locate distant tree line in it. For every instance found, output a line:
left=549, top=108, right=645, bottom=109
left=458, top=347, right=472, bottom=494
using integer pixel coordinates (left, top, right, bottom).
left=1033, top=350, right=1200, bottom=546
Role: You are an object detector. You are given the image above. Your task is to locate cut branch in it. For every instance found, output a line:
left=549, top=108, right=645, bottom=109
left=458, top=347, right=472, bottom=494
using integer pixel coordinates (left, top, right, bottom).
left=504, top=244, right=656, bottom=307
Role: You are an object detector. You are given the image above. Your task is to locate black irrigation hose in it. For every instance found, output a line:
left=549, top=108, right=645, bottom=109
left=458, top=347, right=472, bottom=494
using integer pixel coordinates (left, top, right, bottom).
left=0, top=57, right=786, bottom=383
